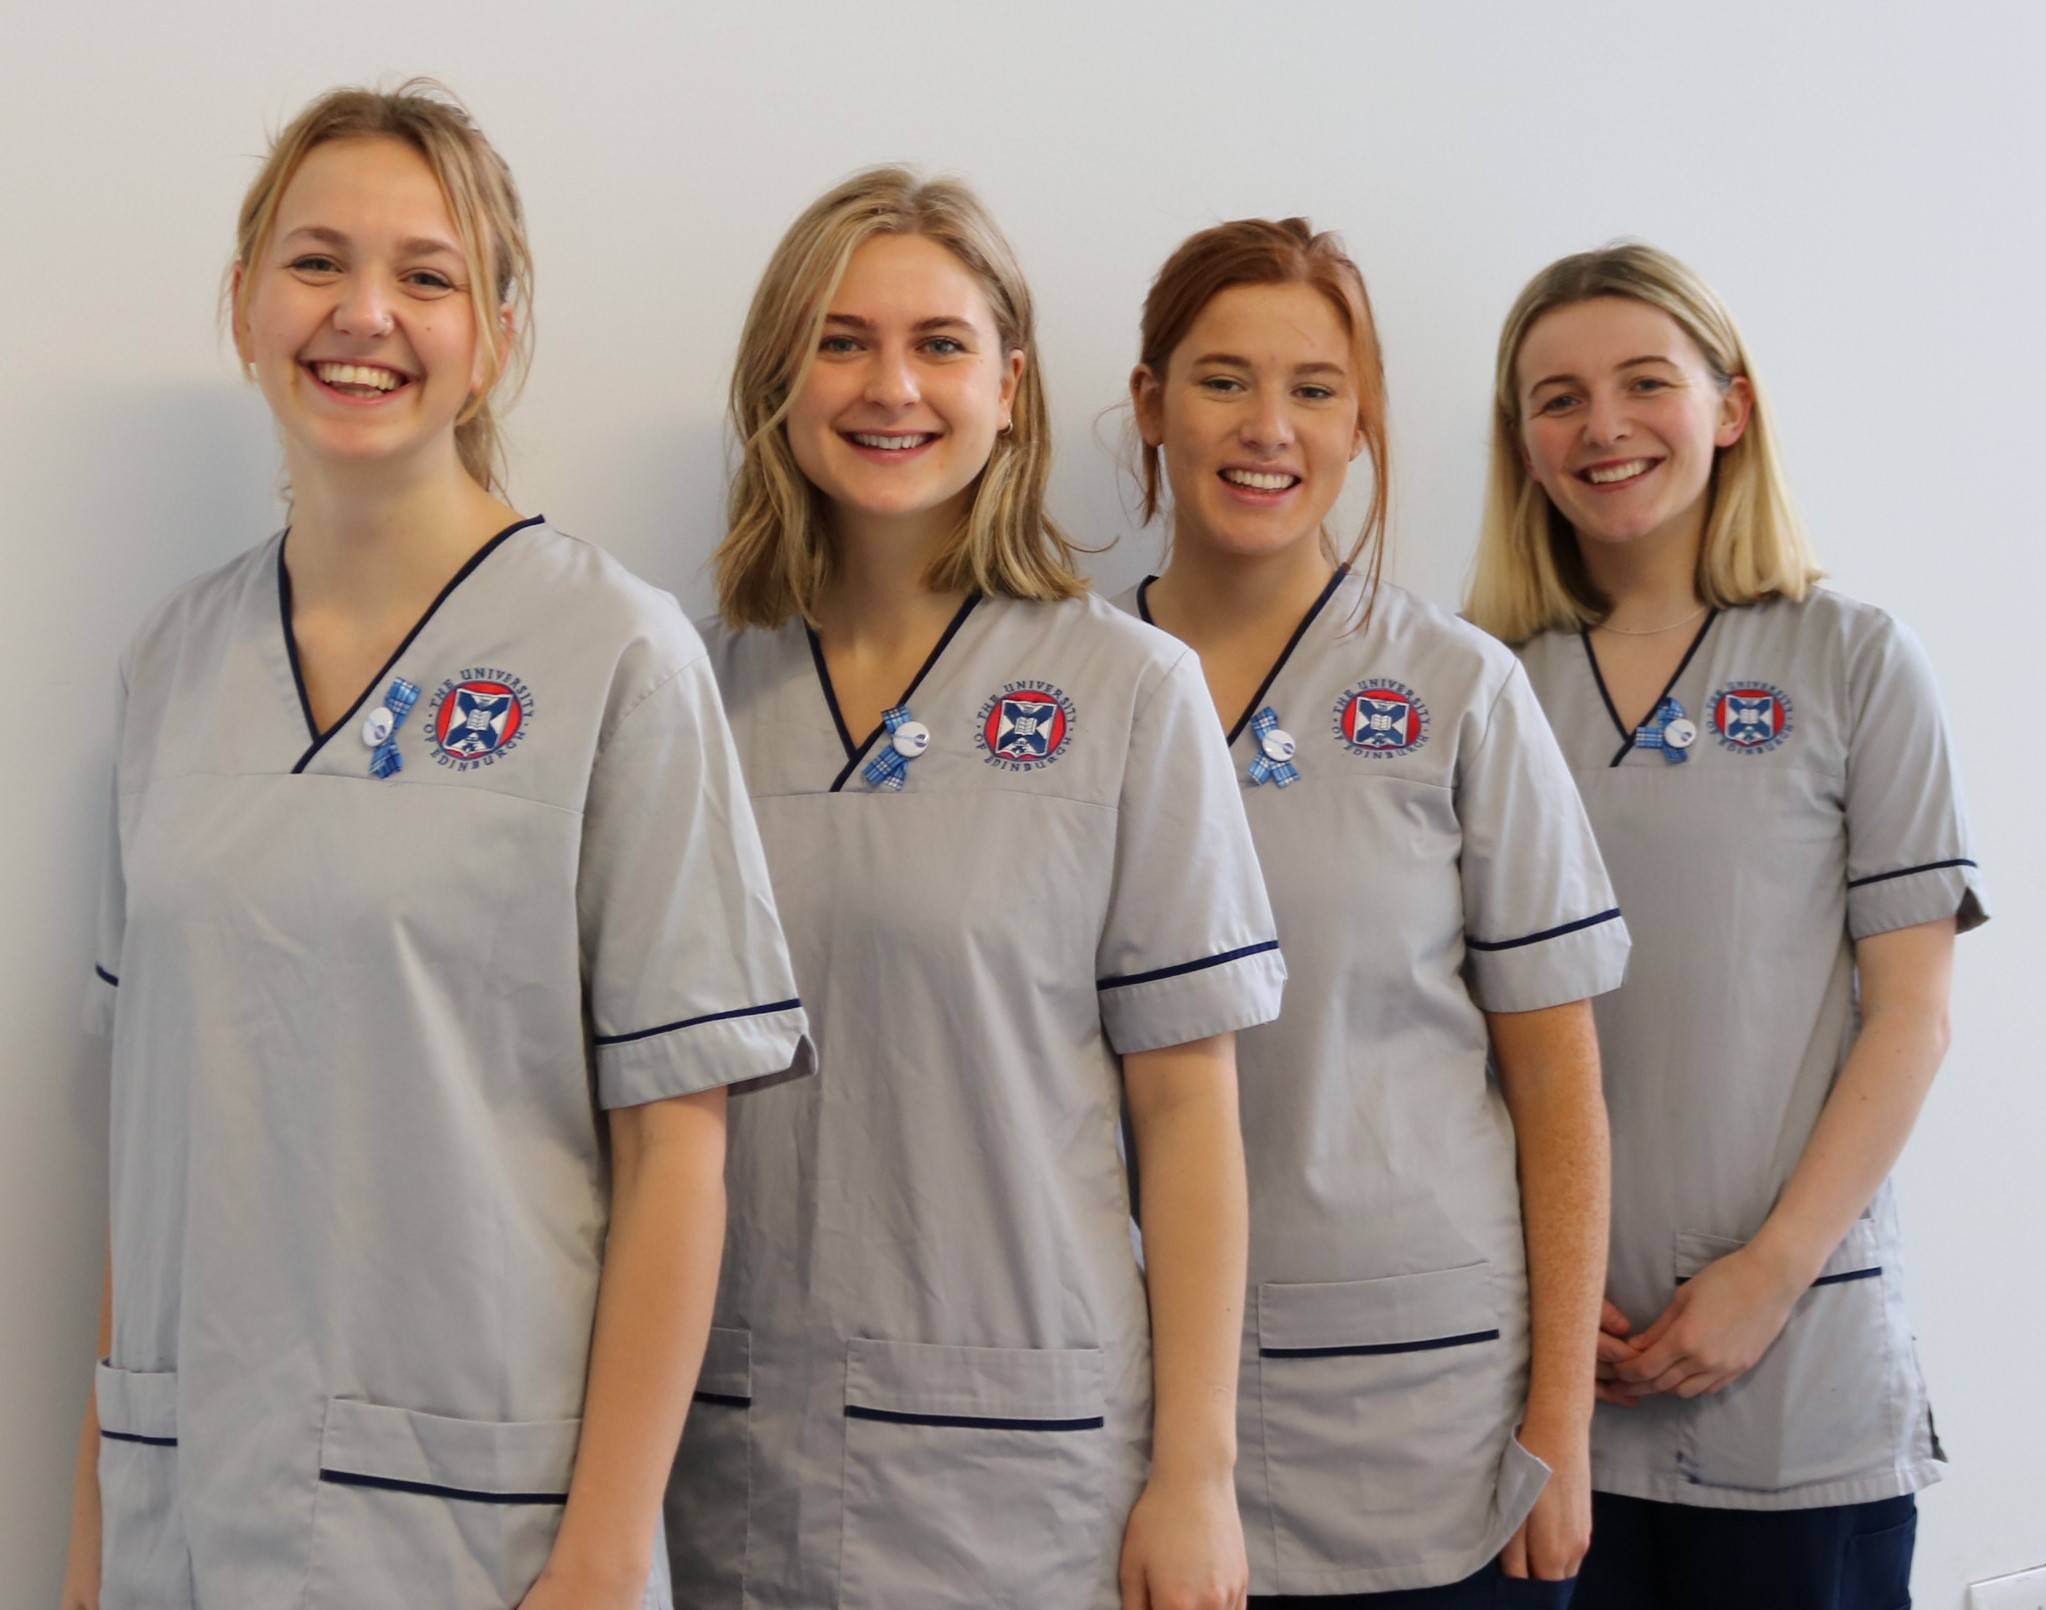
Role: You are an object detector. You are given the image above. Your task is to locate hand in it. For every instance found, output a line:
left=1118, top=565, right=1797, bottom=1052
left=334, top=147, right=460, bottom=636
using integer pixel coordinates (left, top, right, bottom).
left=516, top=1555, right=648, bottom=1610
left=1117, top=1469, right=1248, bottom=1610
left=1593, top=1298, right=1645, bottom=1407
left=60, top=1445, right=100, bottom=1610
left=1499, top=1423, right=1591, bottom=1581
left=1613, top=1246, right=1803, bottom=1399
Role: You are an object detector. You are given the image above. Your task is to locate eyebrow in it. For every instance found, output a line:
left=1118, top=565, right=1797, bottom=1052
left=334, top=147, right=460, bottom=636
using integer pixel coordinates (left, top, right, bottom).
left=822, top=313, right=979, bottom=334
left=1525, top=355, right=1678, bottom=394
left=279, top=225, right=464, bottom=258
left=1189, top=352, right=1346, bottom=377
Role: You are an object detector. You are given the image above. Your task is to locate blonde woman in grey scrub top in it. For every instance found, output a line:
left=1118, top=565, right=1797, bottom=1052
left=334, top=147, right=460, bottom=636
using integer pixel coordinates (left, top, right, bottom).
left=62, top=84, right=810, bottom=1610
left=1468, top=244, right=1985, bottom=1610
left=1117, top=217, right=1629, bottom=1609
left=662, top=169, right=1283, bottom=1610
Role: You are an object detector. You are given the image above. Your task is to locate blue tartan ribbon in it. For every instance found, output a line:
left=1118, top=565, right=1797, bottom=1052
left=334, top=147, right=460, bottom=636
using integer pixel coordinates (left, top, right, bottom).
left=862, top=705, right=923, bottom=791
left=368, top=677, right=421, bottom=779
left=1245, top=706, right=1300, bottom=788
left=1632, top=695, right=1691, bottom=765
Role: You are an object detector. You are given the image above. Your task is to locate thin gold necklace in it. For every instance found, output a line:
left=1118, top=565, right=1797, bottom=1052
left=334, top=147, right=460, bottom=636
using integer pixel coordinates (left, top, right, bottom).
left=1595, top=604, right=1707, bottom=637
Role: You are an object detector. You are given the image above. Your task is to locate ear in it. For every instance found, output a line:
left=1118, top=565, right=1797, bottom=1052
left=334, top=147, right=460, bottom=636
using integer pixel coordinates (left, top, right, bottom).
left=1350, top=413, right=1367, bottom=464
left=1129, top=364, right=1164, bottom=447
left=997, top=347, right=1025, bottom=432
left=1715, top=375, right=1754, bottom=450
left=229, top=262, right=255, bottom=371
left=470, top=302, right=516, bottom=397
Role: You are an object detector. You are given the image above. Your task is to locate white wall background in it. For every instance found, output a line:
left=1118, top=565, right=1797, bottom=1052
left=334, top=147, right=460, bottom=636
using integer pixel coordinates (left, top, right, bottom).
left=5, top=1, right=2040, bottom=1601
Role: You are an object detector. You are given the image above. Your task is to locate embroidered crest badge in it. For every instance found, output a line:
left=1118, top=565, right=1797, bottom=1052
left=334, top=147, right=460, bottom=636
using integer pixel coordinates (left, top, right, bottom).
left=426, top=668, right=535, bottom=770
left=1708, top=681, right=1793, bottom=754
left=1332, top=679, right=1430, bottom=758
left=975, top=680, right=1076, bottom=772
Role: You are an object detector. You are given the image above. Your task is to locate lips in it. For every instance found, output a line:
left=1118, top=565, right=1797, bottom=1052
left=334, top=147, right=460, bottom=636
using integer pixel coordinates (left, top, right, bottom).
left=1577, top=457, right=1658, bottom=487
left=1220, top=467, right=1302, bottom=492
left=844, top=431, right=939, bottom=451
left=305, top=360, right=414, bottom=401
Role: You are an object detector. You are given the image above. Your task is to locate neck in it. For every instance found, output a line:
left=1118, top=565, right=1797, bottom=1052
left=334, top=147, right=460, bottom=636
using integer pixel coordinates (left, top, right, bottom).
left=814, top=497, right=971, bottom=644
left=283, top=444, right=515, bottom=617
left=1147, top=526, right=1336, bottom=651
left=1578, top=504, right=1706, bottom=632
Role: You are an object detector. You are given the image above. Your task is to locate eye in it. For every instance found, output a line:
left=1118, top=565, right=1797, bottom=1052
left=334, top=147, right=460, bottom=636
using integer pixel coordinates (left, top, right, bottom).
left=287, top=254, right=341, bottom=276
left=1630, top=375, right=1672, bottom=393
left=921, top=335, right=968, bottom=356
left=819, top=334, right=862, bottom=355
left=1534, top=392, right=1579, bottom=415
left=404, top=269, right=457, bottom=294
left=1296, top=384, right=1338, bottom=402
left=1197, top=375, right=1245, bottom=394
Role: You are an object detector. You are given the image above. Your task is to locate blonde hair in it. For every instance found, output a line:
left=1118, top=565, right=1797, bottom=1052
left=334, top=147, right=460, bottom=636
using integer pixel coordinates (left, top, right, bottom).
left=1465, top=242, right=1820, bottom=644
left=226, top=79, right=533, bottom=496
left=716, top=166, right=1083, bottom=629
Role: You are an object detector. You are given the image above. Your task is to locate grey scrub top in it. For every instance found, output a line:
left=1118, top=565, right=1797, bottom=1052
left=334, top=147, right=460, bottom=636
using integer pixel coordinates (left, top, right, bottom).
left=666, top=590, right=1285, bottom=1610
left=84, top=517, right=810, bottom=1610
left=1120, top=570, right=1630, bottom=1596
left=1517, top=588, right=1987, bottom=1511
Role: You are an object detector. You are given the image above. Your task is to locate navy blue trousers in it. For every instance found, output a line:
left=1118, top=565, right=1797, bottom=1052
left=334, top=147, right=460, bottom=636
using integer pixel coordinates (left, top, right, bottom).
left=1572, top=1492, right=1916, bottom=1610
left=1253, top=1560, right=1576, bottom=1608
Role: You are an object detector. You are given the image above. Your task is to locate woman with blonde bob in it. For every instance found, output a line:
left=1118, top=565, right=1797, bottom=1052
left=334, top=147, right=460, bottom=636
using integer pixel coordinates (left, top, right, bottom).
left=1115, top=216, right=1627, bottom=1608
left=63, top=81, right=808, bottom=1610
left=1468, top=243, right=1984, bottom=1609
left=666, top=167, right=1283, bottom=1610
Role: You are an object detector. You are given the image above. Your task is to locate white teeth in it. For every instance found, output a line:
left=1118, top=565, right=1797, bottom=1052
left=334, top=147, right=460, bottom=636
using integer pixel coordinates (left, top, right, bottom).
left=850, top=432, right=933, bottom=450
left=1585, top=459, right=1653, bottom=485
left=1222, top=468, right=1299, bottom=491
left=314, top=362, right=403, bottom=392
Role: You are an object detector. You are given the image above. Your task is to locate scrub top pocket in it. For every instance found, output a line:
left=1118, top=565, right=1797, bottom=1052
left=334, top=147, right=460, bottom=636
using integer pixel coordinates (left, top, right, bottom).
left=1256, top=1263, right=1526, bottom=1577
left=1674, top=1222, right=1896, bottom=1495
left=96, top=1362, right=193, bottom=1610
left=837, top=1337, right=1114, bottom=1609
left=664, top=1326, right=753, bottom=1607
left=303, top=1397, right=580, bottom=1610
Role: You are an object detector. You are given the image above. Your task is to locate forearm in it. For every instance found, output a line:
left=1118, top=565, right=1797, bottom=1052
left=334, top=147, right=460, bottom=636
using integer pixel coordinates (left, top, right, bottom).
left=1491, top=1002, right=1608, bottom=1445
left=1126, top=1036, right=1247, bottom=1482
left=545, top=1091, right=728, bottom=1590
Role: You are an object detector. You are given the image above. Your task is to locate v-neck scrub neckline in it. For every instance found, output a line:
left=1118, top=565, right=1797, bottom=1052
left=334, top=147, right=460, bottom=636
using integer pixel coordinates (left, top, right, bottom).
left=1580, top=607, right=1719, bottom=766
left=1137, top=564, right=1350, bottom=745
left=804, top=592, right=981, bottom=792
left=278, top=513, right=545, bottom=773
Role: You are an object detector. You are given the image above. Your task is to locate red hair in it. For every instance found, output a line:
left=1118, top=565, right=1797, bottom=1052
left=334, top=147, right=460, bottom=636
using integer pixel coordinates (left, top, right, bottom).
left=1135, top=217, right=1390, bottom=592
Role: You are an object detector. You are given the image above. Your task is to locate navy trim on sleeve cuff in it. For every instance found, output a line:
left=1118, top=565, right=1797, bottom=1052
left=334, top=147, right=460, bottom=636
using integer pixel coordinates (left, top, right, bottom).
left=101, top=1430, right=174, bottom=1448
left=594, top=997, right=802, bottom=1048
left=318, top=1469, right=566, bottom=1506
left=1097, top=939, right=1280, bottom=991
left=845, top=1405, right=1106, bottom=1433
left=94, top=964, right=119, bottom=987
left=1847, top=857, right=1977, bottom=890
left=1465, top=907, right=1623, bottom=954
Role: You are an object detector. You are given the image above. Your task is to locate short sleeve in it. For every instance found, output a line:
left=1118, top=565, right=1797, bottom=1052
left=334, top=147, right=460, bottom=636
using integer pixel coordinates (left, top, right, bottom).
left=84, top=670, right=126, bottom=1038
left=580, top=650, right=812, bottom=1108
left=1843, top=614, right=1988, bottom=940
left=1095, top=648, right=1285, bottom=1055
left=1459, top=662, right=1630, bottom=1013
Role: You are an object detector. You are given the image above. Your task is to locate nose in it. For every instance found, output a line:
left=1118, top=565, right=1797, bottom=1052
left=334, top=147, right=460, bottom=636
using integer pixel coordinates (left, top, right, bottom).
left=1240, top=391, right=1295, bottom=454
left=1583, top=386, right=1632, bottom=448
left=331, top=273, right=396, bottom=341
left=863, top=343, right=920, bottom=411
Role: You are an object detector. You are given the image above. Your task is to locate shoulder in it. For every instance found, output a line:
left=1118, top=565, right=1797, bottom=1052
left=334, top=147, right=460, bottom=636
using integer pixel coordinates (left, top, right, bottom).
left=119, top=534, right=279, bottom=683
left=986, top=589, right=1200, bottom=709
left=514, top=522, right=702, bottom=663
left=1365, top=582, right=1524, bottom=707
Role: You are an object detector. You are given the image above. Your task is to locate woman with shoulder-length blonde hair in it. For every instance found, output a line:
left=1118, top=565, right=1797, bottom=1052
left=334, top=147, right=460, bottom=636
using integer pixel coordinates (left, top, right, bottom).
left=664, top=165, right=1284, bottom=1610
left=1467, top=242, right=1985, bottom=1609
left=1115, top=215, right=1628, bottom=1608
left=63, top=80, right=808, bottom=1610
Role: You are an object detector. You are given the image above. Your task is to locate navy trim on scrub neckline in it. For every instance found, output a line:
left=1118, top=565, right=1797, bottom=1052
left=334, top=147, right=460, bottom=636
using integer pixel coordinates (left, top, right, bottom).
left=94, top=964, right=119, bottom=987
left=1846, top=857, right=1978, bottom=890
left=1137, top=565, right=1351, bottom=745
left=845, top=1405, right=1106, bottom=1433
left=101, top=1430, right=175, bottom=1448
left=318, top=1468, right=566, bottom=1505
left=1097, top=938, right=1280, bottom=992
left=280, top=513, right=546, bottom=775
left=1582, top=608, right=1719, bottom=767
left=1261, top=1327, right=1502, bottom=1360
left=808, top=593, right=982, bottom=794
left=1465, top=907, right=1624, bottom=954
left=591, top=997, right=803, bottom=1048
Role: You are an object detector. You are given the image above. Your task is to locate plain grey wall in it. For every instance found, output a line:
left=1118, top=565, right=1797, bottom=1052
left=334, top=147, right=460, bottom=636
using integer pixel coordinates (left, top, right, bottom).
left=5, top=2, right=2040, bottom=1602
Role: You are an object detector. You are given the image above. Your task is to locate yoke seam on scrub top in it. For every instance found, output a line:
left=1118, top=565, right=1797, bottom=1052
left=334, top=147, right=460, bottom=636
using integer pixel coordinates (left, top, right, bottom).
left=589, top=651, right=712, bottom=766
left=743, top=783, right=1121, bottom=813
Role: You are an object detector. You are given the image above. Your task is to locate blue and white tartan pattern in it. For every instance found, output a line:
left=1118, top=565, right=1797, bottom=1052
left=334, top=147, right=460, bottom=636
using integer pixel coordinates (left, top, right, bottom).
left=1245, top=706, right=1300, bottom=788
left=1632, top=695, right=1690, bottom=765
left=862, top=705, right=920, bottom=791
left=368, top=677, right=421, bottom=779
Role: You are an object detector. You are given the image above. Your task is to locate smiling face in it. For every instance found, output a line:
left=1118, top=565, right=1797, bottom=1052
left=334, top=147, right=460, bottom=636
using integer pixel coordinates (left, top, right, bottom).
left=235, top=136, right=491, bottom=478
left=1134, top=281, right=1364, bottom=563
left=1515, top=295, right=1751, bottom=556
left=783, top=232, right=1024, bottom=538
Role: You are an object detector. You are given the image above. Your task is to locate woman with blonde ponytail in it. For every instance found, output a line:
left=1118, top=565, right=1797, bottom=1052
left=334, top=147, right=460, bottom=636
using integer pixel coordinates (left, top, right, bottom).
left=63, top=81, right=807, bottom=1610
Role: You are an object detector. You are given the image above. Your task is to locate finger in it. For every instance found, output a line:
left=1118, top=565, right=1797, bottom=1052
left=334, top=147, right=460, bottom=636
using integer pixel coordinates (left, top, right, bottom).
left=1595, top=1381, right=1643, bottom=1407
left=1599, top=1299, right=1634, bottom=1335
left=1629, top=1301, right=1681, bottom=1352
left=1596, top=1332, right=1642, bottom=1365
left=1500, top=1527, right=1530, bottom=1579
left=1118, top=1555, right=1146, bottom=1610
